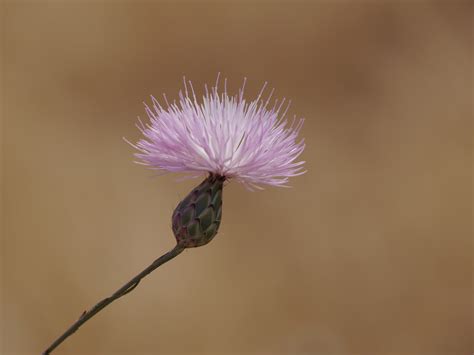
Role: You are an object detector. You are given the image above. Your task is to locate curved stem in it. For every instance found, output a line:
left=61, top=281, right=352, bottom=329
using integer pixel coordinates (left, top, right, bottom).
left=43, top=244, right=185, bottom=354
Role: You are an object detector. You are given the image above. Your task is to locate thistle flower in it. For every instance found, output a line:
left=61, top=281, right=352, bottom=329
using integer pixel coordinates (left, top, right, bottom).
left=42, top=76, right=305, bottom=354
left=132, top=75, right=306, bottom=247
left=133, top=75, right=306, bottom=190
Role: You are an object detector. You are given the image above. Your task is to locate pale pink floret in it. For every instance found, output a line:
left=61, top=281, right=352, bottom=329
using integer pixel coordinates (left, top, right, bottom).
left=131, top=75, right=306, bottom=190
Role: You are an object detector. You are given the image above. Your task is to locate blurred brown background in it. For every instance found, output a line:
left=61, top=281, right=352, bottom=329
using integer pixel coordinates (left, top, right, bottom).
left=1, top=1, right=472, bottom=354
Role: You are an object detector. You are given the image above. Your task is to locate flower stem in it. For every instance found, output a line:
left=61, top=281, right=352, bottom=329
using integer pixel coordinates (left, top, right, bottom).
left=43, top=244, right=185, bottom=354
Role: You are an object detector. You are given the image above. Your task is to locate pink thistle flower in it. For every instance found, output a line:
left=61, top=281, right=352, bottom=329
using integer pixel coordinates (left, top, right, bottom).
left=42, top=76, right=306, bottom=355
left=131, top=75, right=306, bottom=190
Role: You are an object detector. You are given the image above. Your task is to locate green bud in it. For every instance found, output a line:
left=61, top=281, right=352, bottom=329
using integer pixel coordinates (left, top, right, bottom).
left=172, top=174, right=224, bottom=248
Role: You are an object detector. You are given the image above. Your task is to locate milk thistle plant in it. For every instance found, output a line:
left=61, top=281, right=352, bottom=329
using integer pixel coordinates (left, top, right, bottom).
left=43, top=75, right=305, bottom=354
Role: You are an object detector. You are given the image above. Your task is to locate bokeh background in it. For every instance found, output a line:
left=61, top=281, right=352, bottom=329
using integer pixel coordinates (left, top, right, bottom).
left=2, top=1, right=472, bottom=354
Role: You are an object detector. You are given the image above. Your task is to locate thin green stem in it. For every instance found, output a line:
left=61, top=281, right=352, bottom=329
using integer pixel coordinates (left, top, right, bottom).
left=43, top=244, right=185, bottom=354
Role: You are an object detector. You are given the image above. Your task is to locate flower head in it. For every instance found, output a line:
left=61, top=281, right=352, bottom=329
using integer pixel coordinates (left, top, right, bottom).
left=132, top=75, right=306, bottom=190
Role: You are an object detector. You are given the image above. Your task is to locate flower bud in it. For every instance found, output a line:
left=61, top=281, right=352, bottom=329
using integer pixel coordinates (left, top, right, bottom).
left=172, top=174, right=224, bottom=248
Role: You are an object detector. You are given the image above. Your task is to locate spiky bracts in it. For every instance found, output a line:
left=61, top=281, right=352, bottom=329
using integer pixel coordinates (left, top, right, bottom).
left=172, top=174, right=224, bottom=248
